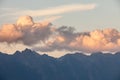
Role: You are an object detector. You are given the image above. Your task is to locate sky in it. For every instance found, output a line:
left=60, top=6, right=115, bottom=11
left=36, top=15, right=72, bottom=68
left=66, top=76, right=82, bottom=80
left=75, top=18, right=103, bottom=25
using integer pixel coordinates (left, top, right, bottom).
left=0, top=0, right=120, bottom=57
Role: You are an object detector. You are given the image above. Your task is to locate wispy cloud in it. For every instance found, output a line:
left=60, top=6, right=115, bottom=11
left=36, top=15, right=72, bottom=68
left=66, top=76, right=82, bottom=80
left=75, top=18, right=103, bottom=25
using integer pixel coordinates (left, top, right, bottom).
left=21, top=3, right=96, bottom=17
left=41, top=16, right=62, bottom=23
left=0, top=3, right=96, bottom=18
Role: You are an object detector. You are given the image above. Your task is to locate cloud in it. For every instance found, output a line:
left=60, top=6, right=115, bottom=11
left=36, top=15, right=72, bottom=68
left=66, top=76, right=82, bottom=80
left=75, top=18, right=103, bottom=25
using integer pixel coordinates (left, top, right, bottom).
left=1, top=16, right=120, bottom=53
left=0, top=16, right=53, bottom=45
left=33, top=27, right=120, bottom=53
left=0, top=24, right=23, bottom=43
left=42, top=16, right=62, bottom=23
left=0, top=3, right=96, bottom=18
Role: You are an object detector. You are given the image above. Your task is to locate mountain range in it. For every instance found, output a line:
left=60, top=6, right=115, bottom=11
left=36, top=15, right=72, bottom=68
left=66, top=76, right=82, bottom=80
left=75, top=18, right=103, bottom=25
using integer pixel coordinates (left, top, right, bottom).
left=0, top=49, right=120, bottom=80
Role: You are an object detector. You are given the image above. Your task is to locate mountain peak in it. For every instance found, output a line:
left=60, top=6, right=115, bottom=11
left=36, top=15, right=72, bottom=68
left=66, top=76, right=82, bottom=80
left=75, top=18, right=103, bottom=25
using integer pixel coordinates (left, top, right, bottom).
left=14, top=50, right=21, bottom=55
left=13, top=48, right=40, bottom=57
left=23, top=48, right=33, bottom=52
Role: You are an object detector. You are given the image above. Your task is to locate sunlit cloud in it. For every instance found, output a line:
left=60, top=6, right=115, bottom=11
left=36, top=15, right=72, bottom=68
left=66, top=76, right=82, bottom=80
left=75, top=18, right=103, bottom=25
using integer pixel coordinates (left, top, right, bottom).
left=0, top=16, right=53, bottom=45
left=1, top=15, right=120, bottom=53
left=33, top=27, right=120, bottom=53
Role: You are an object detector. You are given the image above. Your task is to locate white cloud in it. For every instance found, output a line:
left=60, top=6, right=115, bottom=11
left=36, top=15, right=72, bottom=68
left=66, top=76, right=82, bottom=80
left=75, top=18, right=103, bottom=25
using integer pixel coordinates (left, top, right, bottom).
left=0, top=3, right=96, bottom=18
left=41, top=16, right=62, bottom=23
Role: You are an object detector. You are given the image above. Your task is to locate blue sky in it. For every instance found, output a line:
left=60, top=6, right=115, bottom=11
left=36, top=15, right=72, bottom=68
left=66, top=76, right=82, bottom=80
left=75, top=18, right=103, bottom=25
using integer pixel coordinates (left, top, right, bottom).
left=0, top=0, right=120, bottom=31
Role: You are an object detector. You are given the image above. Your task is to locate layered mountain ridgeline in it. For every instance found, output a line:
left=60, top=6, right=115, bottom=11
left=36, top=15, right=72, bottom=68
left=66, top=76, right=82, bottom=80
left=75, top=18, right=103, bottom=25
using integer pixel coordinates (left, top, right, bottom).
left=0, top=49, right=120, bottom=80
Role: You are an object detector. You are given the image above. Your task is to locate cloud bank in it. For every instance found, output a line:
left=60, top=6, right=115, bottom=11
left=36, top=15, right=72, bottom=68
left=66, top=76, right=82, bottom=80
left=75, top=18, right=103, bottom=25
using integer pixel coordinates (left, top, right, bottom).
left=0, top=16, right=120, bottom=53
left=33, top=26, right=120, bottom=52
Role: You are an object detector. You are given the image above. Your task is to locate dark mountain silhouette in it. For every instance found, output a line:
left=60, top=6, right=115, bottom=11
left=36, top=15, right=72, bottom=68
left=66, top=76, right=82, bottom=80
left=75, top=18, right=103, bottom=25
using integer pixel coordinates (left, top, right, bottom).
left=0, top=49, right=120, bottom=80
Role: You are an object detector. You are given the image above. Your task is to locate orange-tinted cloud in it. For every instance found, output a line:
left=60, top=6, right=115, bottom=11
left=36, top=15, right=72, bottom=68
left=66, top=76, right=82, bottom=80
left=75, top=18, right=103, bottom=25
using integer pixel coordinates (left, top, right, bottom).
left=0, top=24, right=22, bottom=43
left=33, top=27, right=120, bottom=52
left=0, top=16, right=120, bottom=53
left=0, top=16, right=52, bottom=45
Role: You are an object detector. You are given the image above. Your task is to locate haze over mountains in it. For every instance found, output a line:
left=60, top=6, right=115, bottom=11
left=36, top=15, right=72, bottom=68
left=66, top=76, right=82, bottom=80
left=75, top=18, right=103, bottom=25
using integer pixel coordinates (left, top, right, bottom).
left=0, top=49, right=120, bottom=80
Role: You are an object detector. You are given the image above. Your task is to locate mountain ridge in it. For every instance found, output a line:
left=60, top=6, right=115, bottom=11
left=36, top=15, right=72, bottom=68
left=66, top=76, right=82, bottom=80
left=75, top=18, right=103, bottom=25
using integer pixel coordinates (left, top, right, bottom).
left=0, top=49, right=120, bottom=80
left=1, top=48, right=119, bottom=58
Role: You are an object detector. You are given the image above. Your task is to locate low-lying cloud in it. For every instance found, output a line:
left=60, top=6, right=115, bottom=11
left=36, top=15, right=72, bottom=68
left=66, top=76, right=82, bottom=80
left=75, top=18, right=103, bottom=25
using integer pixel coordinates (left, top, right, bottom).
left=0, top=16, right=120, bottom=53
left=0, top=16, right=52, bottom=45
left=33, top=27, right=120, bottom=53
